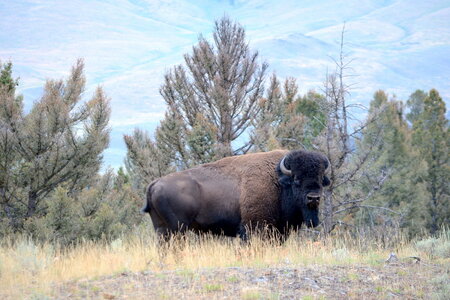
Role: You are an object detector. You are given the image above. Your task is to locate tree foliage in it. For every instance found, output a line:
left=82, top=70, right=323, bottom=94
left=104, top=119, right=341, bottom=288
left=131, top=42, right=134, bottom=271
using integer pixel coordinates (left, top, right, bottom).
left=406, top=89, right=427, bottom=125
left=23, top=170, right=144, bottom=246
left=159, top=16, right=268, bottom=158
left=0, top=60, right=110, bottom=231
left=124, top=127, right=174, bottom=195
left=354, top=91, right=427, bottom=235
left=251, top=74, right=326, bottom=152
left=412, top=89, right=449, bottom=233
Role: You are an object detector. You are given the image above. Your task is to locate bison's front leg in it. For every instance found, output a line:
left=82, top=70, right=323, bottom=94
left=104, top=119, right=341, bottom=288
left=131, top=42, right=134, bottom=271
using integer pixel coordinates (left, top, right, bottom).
left=238, top=221, right=285, bottom=244
left=237, top=222, right=263, bottom=243
left=238, top=223, right=248, bottom=242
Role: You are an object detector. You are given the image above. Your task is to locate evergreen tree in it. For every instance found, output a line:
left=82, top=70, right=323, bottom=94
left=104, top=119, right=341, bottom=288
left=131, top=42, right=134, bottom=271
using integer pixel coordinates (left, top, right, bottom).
left=22, top=170, right=144, bottom=245
left=412, top=89, right=449, bottom=233
left=186, top=113, right=218, bottom=164
left=42, top=187, right=81, bottom=244
left=296, top=90, right=327, bottom=149
left=0, top=61, right=19, bottom=93
left=81, top=170, right=142, bottom=241
left=0, top=60, right=110, bottom=230
left=355, top=91, right=427, bottom=235
left=0, top=61, right=23, bottom=230
left=159, top=16, right=268, bottom=158
left=406, top=89, right=427, bottom=125
left=275, top=78, right=307, bottom=150
left=250, top=74, right=284, bottom=151
left=124, top=128, right=173, bottom=195
left=251, top=75, right=326, bottom=152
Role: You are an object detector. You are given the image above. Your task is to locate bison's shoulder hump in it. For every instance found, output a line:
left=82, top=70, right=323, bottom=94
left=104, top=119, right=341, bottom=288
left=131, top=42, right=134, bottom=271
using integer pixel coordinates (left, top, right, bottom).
left=206, top=150, right=287, bottom=172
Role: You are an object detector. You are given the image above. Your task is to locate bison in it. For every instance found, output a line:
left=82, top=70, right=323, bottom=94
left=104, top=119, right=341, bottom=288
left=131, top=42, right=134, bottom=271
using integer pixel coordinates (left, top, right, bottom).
left=143, top=149, right=330, bottom=241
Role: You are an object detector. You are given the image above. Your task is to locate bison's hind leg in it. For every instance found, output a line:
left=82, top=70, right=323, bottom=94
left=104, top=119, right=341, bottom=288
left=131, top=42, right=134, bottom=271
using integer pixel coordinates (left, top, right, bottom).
left=148, top=209, right=173, bottom=243
left=151, top=192, right=195, bottom=231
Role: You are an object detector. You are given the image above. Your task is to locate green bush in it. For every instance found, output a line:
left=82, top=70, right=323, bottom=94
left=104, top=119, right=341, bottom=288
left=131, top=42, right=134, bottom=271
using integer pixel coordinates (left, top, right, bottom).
left=415, top=229, right=450, bottom=259
left=430, top=274, right=450, bottom=300
left=17, top=171, right=145, bottom=247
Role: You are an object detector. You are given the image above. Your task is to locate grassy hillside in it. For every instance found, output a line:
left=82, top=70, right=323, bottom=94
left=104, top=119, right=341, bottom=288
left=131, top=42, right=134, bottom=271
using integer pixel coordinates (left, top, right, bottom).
left=0, top=226, right=448, bottom=299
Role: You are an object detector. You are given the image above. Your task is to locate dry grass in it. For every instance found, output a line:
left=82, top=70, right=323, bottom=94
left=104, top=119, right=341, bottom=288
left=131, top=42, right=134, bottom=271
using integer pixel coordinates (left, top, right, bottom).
left=0, top=226, right=448, bottom=299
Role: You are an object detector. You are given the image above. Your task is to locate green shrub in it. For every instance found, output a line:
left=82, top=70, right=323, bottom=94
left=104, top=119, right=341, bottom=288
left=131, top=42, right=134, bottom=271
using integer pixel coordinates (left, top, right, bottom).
left=415, top=229, right=450, bottom=259
left=332, top=248, right=350, bottom=261
left=17, top=171, right=145, bottom=247
left=430, top=274, right=450, bottom=300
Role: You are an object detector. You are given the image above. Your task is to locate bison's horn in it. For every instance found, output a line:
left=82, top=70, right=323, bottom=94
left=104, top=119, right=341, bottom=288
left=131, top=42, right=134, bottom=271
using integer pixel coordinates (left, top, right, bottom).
left=280, top=156, right=292, bottom=176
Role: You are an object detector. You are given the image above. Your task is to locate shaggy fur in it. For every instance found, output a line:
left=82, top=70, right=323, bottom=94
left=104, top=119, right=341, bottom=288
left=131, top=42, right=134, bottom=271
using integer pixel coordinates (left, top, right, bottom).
left=202, top=150, right=288, bottom=226
left=144, top=149, right=329, bottom=239
left=282, top=150, right=329, bottom=178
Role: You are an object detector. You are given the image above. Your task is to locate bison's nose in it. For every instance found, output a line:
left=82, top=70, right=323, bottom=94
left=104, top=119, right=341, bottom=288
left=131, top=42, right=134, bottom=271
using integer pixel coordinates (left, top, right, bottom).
left=306, top=194, right=321, bottom=206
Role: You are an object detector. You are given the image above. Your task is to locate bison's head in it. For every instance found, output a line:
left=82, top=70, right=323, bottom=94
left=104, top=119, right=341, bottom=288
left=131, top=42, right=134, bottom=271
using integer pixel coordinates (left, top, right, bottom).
left=278, top=150, right=331, bottom=228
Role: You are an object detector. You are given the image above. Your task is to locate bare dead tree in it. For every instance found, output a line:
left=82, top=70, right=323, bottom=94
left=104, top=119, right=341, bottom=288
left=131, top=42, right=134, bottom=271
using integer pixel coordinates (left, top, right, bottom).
left=317, top=25, right=395, bottom=233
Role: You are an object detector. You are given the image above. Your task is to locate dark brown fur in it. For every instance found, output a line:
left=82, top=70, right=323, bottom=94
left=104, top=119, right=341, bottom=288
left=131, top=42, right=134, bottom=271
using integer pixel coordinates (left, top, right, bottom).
left=144, top=150, right=329, bottom=240
left=202, top=150, right=288, bottom=226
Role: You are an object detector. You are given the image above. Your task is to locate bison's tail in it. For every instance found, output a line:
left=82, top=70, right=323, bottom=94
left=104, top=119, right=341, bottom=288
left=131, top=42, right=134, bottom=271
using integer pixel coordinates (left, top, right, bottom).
left=141, top=180, right=157, bottom=213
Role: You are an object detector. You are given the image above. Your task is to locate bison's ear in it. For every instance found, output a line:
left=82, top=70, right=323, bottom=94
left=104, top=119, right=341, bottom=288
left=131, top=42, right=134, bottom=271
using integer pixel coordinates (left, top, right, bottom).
left=322, top=175, right=331, bottom=187
left=278, top=174, right=293, bottom=187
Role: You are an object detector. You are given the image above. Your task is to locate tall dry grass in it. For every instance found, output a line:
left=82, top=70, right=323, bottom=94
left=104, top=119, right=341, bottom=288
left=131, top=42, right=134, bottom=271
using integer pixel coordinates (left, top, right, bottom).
left=0, top=224, right=448, bottom=298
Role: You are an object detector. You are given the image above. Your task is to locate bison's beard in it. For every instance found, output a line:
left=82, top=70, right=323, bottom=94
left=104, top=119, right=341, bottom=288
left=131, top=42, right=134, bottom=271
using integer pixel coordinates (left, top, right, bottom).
left=296, top=193, right=320, bottom=228
left=305, top=209, right=319, bottom=227
left=302, top=208, right=320, bottom=227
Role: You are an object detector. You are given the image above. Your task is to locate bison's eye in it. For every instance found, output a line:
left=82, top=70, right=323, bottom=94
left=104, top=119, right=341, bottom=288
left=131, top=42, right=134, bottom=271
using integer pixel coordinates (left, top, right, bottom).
left=293, top=177, right=301, bottom=185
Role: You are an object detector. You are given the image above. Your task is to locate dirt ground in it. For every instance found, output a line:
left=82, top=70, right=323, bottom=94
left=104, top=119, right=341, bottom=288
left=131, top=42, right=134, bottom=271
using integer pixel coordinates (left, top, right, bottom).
left=50, top=259, right=448, bottom=299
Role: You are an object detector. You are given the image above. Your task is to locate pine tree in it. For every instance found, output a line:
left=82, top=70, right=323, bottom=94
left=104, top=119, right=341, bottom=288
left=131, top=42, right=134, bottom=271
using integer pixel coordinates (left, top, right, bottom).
left=251, top=75, right=326, bottom=152
left=43, top=187, right=81, bottom=244
left=159, top=16, right=268, bottom=158
left=0, top=61, right=19, bottom=93
left=23, top=169, right=144, bottom=244
left=412, top=89, right=449, bottom=233
left=250, top=74, right=284, bottom=151
left=0, top=61, right=23, bottom=229
left=406, top=89, right=427, bottom=125
left=355, top=91, right=427, bottom=235
left=296, top=90, right=327, bottom=149
left=124, top=128, right=173, bottom=194
left=0, top=60, right=110, bottom=229
left=80, top=170, right=142, bottom=241
left=275, top=78, right=306, bottom=150
left=186, top=113, right=218, bottom=164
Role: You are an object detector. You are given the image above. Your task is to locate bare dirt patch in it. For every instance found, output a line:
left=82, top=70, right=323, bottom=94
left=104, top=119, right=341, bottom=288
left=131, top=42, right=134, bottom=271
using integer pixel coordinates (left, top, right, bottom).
left=50, top=260, right=447, bottom=299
